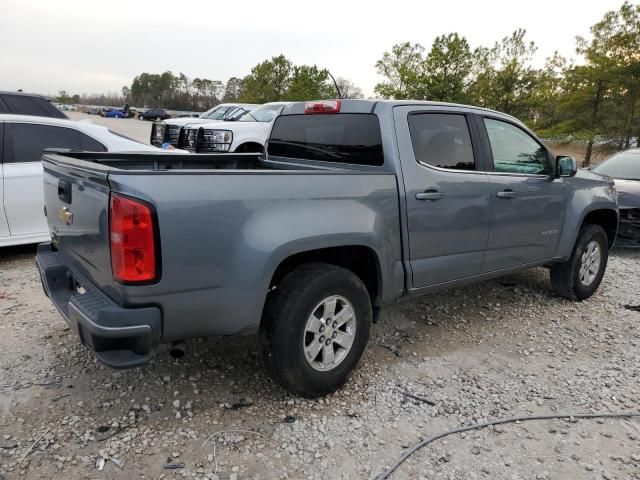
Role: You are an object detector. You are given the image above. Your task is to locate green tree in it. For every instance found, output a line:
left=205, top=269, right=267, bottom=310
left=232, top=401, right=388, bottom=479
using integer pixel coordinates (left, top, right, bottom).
left=552, top=3, right=636, bottom=165
left=223, top=77, right=244, bottom=102
left=240, top=55, right=293, bottom=103
left=530, top=52, right=569, bottom=132
left=128, top=71, right=224, bottom=110
left=285, top=65, right=334, bottom=101
left=601, top=1, right=640, bottom=149
left=423, top=33, right=473, bottom=102
left=468, top=29, right=539, bottom=118
left=374, top=42, right=427, bottom=99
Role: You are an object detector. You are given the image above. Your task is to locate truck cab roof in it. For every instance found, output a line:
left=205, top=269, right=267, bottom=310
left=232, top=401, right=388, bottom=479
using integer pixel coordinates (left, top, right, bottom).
left=281, top=99, right=522, bottom=125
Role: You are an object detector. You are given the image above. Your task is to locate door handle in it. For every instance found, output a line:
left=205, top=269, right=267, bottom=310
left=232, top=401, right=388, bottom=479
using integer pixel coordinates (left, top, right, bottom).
left=416, top=191, right=443, bottom=201
left=496, top=190, right=517, bottom=199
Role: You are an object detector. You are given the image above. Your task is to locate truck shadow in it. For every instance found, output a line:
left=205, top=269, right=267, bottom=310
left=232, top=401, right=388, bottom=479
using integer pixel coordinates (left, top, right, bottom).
left=61, top=265, right=559, bottom=407
left=0, top=244, right=38, bottom=265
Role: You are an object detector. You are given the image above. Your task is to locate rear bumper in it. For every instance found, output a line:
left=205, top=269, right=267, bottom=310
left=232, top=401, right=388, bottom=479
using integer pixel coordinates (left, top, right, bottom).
left=36, top=243, right=161, bottom=368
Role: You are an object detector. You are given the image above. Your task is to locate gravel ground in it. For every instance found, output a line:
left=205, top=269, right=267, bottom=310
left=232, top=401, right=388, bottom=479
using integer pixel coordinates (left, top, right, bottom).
left=0, top=245, right=639, bottom=480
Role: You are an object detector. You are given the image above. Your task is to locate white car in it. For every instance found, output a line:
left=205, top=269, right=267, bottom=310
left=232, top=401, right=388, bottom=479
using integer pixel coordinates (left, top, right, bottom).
left=0, top=114, right=162, bottom=247
left=178, top=102, right=290, bottom=153
left=151, top=103, right=258, bottom=147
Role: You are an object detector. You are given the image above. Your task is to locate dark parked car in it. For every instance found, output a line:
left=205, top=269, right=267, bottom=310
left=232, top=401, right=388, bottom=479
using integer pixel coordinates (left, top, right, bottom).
left=593, top=149, right=640, bottom=246
left=0, top=91, right=67, bottom=119
left=138, top=108, right=170, bottom=121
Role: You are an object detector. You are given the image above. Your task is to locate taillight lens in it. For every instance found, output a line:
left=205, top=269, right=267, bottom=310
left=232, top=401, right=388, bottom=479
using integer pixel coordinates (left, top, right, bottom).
left=110, top=193, right=157, bottom=283
left=304, top=100, right=341, bottom=114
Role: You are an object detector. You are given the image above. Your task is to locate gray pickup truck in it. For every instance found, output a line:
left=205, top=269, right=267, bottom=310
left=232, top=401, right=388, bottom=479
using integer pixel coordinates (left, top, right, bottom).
left=37, top=100, right=618, bottom=397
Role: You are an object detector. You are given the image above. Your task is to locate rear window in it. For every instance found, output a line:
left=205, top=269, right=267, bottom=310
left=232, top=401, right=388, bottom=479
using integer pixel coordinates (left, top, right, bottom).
left=2, top=94, right=66, bottom=118
left=268, top=114, right=384, bottom=166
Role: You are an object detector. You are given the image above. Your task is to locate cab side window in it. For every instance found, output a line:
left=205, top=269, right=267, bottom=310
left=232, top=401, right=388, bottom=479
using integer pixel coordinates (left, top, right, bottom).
left=483, top=118, right=548, bottom=175
left=408, top=113, right=476, bottom=171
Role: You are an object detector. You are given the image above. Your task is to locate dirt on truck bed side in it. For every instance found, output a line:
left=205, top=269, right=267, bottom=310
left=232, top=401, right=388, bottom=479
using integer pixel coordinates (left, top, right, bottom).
left=1, top=244, right=639, bottom=480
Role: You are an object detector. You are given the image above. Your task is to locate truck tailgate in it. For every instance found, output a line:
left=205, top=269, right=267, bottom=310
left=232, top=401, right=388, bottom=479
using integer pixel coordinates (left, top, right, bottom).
left=43, top=156, right=115, bottom=296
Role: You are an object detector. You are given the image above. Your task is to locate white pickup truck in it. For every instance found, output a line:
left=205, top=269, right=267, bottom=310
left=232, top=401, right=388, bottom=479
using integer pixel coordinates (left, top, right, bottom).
left=177, top=102, right=290, bottom=153
left=0, top=114, right=161, bottom=247
left=150, top=103, right=257, bottom=147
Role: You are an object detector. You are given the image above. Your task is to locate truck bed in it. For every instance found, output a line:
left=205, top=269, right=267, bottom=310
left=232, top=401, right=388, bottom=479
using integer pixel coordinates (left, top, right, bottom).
left=43, top=150, right=331, bottom=172
left=40, top=150, right=404, bottom=365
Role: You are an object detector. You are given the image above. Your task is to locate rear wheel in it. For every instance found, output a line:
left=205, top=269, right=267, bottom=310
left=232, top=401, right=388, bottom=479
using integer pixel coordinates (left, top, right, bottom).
left=550, top=224, right=608, bottom=300
left=260, top=263, right=372, bottom=397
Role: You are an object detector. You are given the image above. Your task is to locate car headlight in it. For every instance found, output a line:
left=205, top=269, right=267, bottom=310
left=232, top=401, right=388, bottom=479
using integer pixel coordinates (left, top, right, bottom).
left=154, top=122, right=166, bottom=141
left=203, top=129, right=232, bottom=144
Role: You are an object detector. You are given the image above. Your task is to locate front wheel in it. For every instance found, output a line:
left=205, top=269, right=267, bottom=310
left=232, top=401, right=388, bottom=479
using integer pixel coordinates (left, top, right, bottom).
left=550, top=224, right=609, bottom=300
left=260, top=263, right=372, bottom=397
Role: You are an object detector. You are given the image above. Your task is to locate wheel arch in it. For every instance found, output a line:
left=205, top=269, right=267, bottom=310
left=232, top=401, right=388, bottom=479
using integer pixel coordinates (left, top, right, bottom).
left=233, top=141, right=264, bottom=153
left=267, top=245, right=382, bottom=306
left=556, top=202, right=619, bottom=260
left=582, top=208, right=618, bottom=248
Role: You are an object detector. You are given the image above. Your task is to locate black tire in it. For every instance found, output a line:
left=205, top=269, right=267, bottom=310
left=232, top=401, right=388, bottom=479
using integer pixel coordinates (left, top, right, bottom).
left=260, top=263, right=372, bottom=397
left=550, top=224, right=609, bottom=300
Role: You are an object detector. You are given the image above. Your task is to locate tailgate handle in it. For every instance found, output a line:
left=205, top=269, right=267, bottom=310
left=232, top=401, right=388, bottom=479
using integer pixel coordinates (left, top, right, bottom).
left=58, top=180, right=72, bottom=204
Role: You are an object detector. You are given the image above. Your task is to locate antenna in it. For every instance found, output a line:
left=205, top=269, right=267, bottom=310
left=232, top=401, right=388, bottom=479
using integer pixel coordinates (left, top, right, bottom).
left=326, top=71, right=342, bottom=99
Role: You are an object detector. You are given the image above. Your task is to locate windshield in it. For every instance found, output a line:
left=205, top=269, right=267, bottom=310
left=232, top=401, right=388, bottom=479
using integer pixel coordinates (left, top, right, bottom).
left=201, top=105, right=230, bottom=120
left=238, top=104, right=284, bottom=123
left=224, top=105, right=257, bottom=121
left=593, top=151, right=640, bottom=180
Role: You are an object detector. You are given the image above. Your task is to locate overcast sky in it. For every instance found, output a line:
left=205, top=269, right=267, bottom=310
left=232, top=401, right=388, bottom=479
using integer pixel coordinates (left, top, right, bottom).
left=0, top=0, right=626, bottom=98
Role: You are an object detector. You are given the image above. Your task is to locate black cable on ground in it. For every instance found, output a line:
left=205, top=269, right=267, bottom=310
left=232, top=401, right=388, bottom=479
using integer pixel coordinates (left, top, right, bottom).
left=374, top=411, right=640, bottom=480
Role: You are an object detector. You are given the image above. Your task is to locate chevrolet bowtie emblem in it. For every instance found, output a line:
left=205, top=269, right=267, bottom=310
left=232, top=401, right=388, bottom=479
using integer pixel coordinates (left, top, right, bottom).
left=59, top=206, right=73, bottom=225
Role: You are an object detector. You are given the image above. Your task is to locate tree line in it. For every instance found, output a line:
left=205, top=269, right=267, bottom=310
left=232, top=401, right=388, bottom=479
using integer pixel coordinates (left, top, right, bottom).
left=117, top=57, right=362, bottom=111
left=63, top=57, right=362, bottom=112
left=374, top=1, right=640, bottom=165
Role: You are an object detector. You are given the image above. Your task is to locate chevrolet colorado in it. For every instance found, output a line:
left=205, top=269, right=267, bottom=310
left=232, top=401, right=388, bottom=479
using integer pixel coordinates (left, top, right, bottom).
left=36, top=100, right=618, bottom=397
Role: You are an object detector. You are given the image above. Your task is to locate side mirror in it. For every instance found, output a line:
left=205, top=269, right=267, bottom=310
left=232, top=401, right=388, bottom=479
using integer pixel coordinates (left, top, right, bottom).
left=556, top=155, right=577, bottom=177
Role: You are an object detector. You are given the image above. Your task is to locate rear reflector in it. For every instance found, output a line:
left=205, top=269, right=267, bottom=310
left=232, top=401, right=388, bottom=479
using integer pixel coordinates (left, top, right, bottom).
left=304, top=100, right=341, bottom=114
left=110, top=193, right=157, bottom=283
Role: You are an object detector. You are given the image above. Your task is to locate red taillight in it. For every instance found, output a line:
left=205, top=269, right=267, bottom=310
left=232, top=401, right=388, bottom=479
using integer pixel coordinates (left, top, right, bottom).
left=109, top=193, right=157, bottom=283
left=304, top=100, right=341, bottom=114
